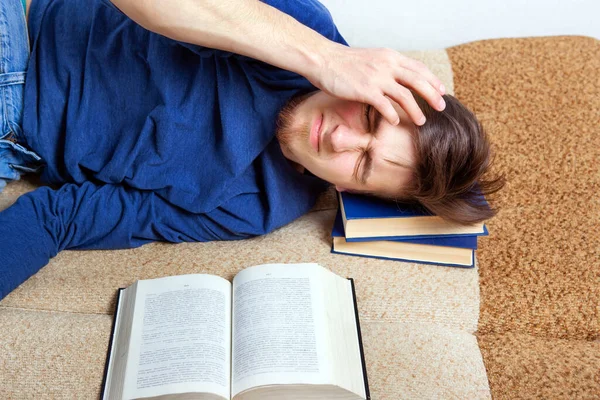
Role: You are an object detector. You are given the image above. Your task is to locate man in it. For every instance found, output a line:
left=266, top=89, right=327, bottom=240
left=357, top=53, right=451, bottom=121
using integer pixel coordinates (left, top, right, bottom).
left=0, top=0, right=502, bottom=299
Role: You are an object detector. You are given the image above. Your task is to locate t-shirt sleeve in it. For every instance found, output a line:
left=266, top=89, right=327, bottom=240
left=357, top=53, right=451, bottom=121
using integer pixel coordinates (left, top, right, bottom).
left=0, top=181, right=272, bottom=299
left=201, top=192, right=280, bottom=240
left=267, top=0, right=349, bottom=46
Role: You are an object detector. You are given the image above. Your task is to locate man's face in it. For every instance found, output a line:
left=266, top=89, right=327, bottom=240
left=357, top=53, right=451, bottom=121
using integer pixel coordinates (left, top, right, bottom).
left=276, top=90, right=416, bottom=198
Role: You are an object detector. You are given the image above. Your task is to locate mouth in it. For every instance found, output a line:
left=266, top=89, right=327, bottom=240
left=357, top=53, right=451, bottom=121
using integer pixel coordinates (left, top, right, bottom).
left=310, top=113, right=323, bottom=152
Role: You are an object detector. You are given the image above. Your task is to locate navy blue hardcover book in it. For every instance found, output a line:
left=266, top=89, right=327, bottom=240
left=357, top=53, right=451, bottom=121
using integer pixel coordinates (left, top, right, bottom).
left=338, top=191, right=488, bottom=240
left=332, top=211, right=476, bottom=268
left=333, top=212, right=480, bottom=249
left=340, top=225, right=489, bottom=244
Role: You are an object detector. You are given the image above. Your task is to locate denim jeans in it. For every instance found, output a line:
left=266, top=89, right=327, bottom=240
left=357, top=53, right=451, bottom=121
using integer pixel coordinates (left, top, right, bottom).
left=0, top=0, right=44, bottom=193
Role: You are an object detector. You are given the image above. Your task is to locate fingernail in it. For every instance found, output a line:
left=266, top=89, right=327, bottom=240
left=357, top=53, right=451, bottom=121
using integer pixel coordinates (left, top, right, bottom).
left=440, top=84, right=445, bottom=94
left=394, top=117, right=400, bottom=125
left=439, top=98, right=446, bottom=110
left=419, top=116, right=426, bottom=125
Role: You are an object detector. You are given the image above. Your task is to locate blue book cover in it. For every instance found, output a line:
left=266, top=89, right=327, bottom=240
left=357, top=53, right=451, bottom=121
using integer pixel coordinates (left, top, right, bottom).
left=340, top=191, right=433, bottom=219
left=332, top=212, right=480, bottom=249
left=331, top=210, right=476, bottom=268
left=338, top=191, right=488, bottom=239
left=346, top=225, right=488, bottom=243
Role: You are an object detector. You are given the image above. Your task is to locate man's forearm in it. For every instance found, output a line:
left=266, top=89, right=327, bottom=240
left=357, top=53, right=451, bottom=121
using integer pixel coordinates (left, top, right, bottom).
left=110, top=0, right=333, bottom=77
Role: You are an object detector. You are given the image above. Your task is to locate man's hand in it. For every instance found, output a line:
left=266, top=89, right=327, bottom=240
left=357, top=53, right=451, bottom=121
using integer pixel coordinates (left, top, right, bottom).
left=306, top=43, right=447, bottom=126
left=110, top=0, right=444, bottom=125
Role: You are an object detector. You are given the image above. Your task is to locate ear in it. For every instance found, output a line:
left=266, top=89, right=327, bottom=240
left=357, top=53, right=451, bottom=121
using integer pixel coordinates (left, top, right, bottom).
left=335, top=185, right=346, bottom=192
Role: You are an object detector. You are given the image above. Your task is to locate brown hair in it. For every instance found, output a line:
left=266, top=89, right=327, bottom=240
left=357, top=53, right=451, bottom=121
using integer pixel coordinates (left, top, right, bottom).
left=397, top=93, right=505, bottom=225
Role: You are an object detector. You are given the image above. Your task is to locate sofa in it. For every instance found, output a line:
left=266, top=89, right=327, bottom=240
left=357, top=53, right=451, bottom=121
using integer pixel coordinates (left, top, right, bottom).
left=1, top=35, right=598, bottom=399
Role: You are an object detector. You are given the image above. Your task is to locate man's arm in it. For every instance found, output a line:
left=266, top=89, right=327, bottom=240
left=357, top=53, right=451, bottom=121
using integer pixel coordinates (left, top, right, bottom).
left=109, top=0, right=326, bottom=79
left=0, top=181, right=264, bottom=300
left=109, top=0, right=446, bottom=128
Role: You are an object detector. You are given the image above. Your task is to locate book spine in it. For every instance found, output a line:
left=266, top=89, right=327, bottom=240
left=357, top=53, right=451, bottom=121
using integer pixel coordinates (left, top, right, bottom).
left=349, top=278, right=371, bottom=400
left=100, top=288, right=124, bottom=400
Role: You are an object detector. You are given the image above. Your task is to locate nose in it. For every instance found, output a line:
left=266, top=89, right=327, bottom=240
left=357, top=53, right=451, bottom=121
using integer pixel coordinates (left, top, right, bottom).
left=329, top=125, right=370, bottom=153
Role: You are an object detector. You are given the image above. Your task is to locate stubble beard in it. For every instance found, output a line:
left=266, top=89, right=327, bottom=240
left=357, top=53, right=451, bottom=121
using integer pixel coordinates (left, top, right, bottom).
left=275, top=92, right=313, bottom=160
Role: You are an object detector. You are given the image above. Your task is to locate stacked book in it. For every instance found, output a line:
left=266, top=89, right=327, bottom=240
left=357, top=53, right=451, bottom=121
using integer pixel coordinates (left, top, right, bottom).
left=331, top=192, right=489, bottom=268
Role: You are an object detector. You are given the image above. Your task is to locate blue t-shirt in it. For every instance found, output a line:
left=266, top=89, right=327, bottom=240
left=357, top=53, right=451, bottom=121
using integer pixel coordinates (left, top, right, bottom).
left=0, top=0, right=350, bottom=299
left=23, top=0, right=348, bottom=236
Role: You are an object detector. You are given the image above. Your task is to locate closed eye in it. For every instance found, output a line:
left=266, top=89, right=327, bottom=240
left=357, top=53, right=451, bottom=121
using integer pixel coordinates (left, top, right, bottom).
left=364, top=103, right=383, bottom=134
left=363, top=104, right=372, bottom=131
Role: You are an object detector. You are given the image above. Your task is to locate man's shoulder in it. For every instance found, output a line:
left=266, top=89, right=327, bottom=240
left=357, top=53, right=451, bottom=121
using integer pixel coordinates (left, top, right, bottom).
left=261, top=0, right=347, bottom=46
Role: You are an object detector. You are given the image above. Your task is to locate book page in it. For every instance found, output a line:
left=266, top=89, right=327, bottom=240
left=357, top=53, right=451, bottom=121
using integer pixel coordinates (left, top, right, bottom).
left=122, top=274, right=232, bottom=400
left=231, top=263, right=333, bottom=397
left=322, top=276, right=367, bottom=399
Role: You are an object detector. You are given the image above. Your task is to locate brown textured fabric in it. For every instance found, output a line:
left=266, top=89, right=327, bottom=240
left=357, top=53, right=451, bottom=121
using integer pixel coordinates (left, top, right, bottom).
left=478, top=333, right=600, bottom=399
left=447, top=36, right=600, bottom=398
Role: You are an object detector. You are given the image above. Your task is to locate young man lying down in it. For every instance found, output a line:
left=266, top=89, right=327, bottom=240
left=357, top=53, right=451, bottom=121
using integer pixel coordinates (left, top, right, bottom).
left=0, top=0, right=503, bottom=299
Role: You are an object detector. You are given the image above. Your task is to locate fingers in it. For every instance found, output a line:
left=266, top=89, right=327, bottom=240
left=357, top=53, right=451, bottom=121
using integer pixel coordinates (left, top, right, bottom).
left=394, top=68, right=446, bottom=118
left=371, top=86, right=430, bottom=127
left=387, top=87, right=426, bottom=126
left=397, top=54, right=446, bottom=95
left=315, top=47, right=449, bottom=127
left=370, top=93, right=401, bottom=126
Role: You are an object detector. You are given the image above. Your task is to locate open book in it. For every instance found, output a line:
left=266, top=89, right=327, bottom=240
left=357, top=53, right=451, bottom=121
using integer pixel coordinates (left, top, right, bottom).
left=101, top=263, right=370, bottom=400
